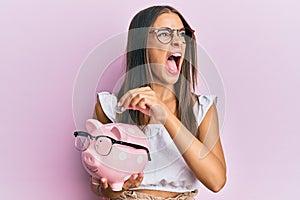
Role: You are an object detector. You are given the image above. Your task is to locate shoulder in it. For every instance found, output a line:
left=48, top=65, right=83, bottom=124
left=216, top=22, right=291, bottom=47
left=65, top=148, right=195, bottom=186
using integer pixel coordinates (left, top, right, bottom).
left=193, top=94, right=218, bottom=126
left=95, top=92, right=118, bottom=123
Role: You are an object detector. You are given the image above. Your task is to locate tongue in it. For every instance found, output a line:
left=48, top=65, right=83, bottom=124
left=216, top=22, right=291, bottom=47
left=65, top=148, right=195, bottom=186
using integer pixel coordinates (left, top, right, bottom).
left=166, top=59, right=178, bottom=74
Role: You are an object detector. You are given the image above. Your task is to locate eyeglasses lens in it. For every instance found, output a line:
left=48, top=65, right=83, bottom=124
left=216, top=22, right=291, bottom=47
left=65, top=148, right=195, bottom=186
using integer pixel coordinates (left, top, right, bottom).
left=157, top=29, right=172, bottom=44
left=95, top=137, right=112, bottom=155
left=156, top=28, right=188, bottom=44
left=75, top=136, right=90, bottom=151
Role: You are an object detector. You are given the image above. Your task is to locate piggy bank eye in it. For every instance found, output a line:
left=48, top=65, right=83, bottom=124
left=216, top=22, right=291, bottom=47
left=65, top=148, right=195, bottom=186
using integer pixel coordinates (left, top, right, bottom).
left=95, top=137, right=112, bottom=156
left=75, top=136, right=90, bottom=151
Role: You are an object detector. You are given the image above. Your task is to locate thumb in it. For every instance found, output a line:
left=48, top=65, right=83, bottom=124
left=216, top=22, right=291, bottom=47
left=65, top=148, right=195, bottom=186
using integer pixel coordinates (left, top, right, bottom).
left=101, top=178, right=108, bottom=189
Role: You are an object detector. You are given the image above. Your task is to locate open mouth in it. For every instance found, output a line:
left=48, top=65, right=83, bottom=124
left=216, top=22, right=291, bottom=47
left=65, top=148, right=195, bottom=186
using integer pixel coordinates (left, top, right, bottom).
left=166, top=52, right=182, bottom=75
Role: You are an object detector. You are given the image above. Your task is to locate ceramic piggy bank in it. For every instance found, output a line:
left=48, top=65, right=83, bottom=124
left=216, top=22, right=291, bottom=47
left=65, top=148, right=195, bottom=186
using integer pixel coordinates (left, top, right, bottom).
left=74, top=119, right=151, bottom=191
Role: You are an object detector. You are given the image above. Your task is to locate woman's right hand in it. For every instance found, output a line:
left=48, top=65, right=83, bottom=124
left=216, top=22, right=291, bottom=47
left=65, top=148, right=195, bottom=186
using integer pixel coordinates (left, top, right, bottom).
left=90, top=173, right=144, bottom=199
left=117, top=86, right=171, bottom=124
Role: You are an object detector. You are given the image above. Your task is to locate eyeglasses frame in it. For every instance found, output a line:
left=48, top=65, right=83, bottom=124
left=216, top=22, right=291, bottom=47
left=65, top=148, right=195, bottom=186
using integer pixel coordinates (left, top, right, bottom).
left=74, top=131, right=151, bottom=161
left=149, top=26, right=195, bottom=44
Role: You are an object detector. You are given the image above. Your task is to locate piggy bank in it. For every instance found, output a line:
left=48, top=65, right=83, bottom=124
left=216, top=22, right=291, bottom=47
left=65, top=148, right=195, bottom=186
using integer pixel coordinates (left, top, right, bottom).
left=74, top=119, right=151, bottom=191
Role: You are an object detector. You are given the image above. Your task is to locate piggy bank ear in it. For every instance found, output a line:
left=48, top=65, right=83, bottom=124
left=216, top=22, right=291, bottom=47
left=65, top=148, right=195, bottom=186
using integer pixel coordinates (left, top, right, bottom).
left=86, top=119, right=103, bottom=133
left=111, top=126, right=122, bottom=140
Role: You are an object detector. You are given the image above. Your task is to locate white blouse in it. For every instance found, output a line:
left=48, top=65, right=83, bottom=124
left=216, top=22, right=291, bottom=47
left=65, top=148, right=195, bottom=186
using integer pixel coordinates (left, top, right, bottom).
left=98, top=92, right=217, bottom=193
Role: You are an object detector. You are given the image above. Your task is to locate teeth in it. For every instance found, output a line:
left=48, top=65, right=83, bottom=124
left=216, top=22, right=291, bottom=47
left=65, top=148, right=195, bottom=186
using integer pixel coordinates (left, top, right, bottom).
left=172, top=53, right=181, bottom=57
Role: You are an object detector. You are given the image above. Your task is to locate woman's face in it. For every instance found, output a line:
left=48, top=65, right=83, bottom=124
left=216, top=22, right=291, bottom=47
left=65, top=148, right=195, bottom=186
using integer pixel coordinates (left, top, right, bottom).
left=147, top=12, right=186, bottom=86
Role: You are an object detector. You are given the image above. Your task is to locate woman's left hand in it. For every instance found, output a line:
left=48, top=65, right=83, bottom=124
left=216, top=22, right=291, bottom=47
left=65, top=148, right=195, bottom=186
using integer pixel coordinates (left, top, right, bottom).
left=90, top=173, right=144, bottom=199
left=117, top=86, right=170, bottom=124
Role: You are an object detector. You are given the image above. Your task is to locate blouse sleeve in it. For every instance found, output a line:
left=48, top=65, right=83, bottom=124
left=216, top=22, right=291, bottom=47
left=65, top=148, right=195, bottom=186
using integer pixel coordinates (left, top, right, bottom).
left=97, top=92, right=117, bottom=122
left=193, top=95, right=218, bottom=127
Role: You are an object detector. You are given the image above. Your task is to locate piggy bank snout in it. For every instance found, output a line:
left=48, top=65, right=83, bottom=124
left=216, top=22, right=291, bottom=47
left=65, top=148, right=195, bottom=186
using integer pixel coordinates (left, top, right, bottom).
left=82, top=151, right=96, bottom=165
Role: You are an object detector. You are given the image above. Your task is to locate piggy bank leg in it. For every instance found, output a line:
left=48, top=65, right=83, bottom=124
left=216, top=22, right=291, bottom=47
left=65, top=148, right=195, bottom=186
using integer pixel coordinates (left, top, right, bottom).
left=109, top=182, right=124, bottom=191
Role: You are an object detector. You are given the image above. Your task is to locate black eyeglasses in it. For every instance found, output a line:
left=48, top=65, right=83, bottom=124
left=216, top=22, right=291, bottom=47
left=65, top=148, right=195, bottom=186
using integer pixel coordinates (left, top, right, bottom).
left=149, top=27, right=194, bottom=44
left=74, top=131, right=151, bottom=161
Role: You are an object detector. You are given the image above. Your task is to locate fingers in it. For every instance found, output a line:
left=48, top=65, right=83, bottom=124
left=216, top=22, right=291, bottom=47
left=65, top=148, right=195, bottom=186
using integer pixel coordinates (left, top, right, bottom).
left=122, top=173, right=144, bottom=190
left=119, top=87, right=152, bottom=106
left=90, top=177, right=101, bottom=196
left=129, top=94, right=148, bottom=110
left=100, top=178, right=108, bottom=189
left=116, top=87, right=170, bottom=123
left=90, top=177, right=108, bottom=188
left=90, top=174, right=143, bottom=198
left=91, top=176, right=101, bottom=186
left=90, top=177, right=108, bottom=197
left=135, top=173, right=144, bottom=185
left=117, top=87, right=155, bottom=113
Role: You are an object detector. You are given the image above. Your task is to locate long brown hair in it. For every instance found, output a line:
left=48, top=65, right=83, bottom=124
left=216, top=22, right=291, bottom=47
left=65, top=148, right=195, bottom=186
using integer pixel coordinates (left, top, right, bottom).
left=117, top=5, right=199, bottom=135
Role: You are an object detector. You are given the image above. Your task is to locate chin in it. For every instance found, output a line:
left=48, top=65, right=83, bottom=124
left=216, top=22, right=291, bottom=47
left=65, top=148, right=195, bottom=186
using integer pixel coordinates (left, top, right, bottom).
left=156, top=73, right=180, bottom=86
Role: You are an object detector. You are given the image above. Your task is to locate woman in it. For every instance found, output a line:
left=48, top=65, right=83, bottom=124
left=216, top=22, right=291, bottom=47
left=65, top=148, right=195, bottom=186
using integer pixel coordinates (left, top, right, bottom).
left=92, top=5, right=226, bottom=199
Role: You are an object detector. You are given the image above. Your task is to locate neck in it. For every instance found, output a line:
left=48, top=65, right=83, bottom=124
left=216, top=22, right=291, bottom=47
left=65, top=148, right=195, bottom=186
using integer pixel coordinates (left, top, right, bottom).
left=151, top=83, right=176, bottom=102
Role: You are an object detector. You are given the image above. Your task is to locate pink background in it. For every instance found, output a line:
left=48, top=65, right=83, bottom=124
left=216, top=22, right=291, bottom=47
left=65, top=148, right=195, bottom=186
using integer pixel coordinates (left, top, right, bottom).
left=1, top=0, right=299, bottom=199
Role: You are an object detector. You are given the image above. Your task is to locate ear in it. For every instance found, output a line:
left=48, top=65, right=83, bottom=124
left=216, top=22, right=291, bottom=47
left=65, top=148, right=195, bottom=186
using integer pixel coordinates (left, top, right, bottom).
left=86, top=119, right=103, bottom=133
left=110, top=126, right=122, bottom=140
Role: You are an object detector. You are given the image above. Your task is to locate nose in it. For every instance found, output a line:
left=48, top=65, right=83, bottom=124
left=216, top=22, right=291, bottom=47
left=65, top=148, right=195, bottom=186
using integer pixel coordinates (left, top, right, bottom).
left=170, top=31, right=184, bottom=48
left=82, top=152, right=95, bottom=165
left=170, top=38, right=180, bottom=48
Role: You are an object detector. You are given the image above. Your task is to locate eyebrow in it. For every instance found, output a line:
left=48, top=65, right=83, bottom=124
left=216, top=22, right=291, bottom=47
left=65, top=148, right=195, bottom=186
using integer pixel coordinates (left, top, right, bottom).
left=152, top=26, right=185, bottom=30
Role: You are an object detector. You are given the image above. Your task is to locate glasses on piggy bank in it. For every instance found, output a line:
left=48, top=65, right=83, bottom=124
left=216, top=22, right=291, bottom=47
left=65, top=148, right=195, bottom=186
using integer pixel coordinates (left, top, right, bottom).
left=74, top=131, right=151, bottom=161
